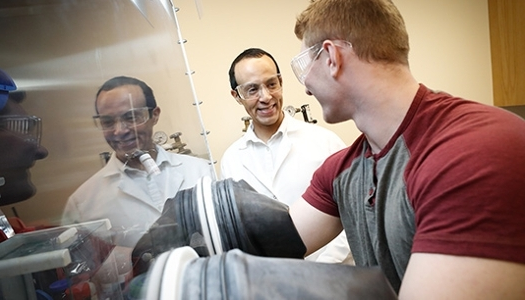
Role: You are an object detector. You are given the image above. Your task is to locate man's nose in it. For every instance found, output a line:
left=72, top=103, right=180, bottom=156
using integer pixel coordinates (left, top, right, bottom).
left=113, top=119, right=130, bottom=135
left=259, top=86, right=273, bottom=101
left=305, top=87, right=312, bottom=96
left=35, top=144, right=48, bottom=160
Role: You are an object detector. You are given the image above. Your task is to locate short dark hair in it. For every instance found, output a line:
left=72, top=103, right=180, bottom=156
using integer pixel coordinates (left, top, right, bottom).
left=228, top=48, right=281, bottom=90
left=95, top=76, right=157, bottom=113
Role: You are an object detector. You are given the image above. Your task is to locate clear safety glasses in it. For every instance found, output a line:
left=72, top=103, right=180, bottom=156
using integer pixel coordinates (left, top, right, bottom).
left=235, top=74, right=282, bottom=101
left=93, top=107, right=153, bottom=132
left=291, top=41, right=352, bottom=85
left=290, top=43, right=324, bottom=85
left=0, top=115, right=42, bottom=145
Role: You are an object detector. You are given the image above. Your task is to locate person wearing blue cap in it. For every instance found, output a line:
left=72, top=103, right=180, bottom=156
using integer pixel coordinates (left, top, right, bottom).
left=0, top=69, right=17, bottom=109
left=0, top=69, right=48, bottom=205
left=0, top=69, right=48, bottom=241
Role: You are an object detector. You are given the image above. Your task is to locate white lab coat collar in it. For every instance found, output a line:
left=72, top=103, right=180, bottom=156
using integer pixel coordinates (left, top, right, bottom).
left=98, top=146, right=185, bottom=208
left=237, top=113, right=300, bottom=192
left=240, top=113, right=300, bottom=148
left=100, top=145, right=182, bottom=177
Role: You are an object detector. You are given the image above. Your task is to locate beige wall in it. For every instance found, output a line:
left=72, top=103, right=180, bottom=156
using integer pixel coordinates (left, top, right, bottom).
left=0, top=0, right=493, bottom=225
left=163, top=0, right=493, bottom=174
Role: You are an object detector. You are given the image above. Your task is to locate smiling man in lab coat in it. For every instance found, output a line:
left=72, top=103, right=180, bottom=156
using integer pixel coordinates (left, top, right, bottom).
left=62, top=76, right=213, bottom=247
left=221, top=48, right=352, bottom=263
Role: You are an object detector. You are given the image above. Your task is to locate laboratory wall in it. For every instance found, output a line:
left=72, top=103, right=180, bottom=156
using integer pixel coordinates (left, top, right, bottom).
left=0, top=0, right=493, bottom=226
left=174, top=0, right=493, bottom=174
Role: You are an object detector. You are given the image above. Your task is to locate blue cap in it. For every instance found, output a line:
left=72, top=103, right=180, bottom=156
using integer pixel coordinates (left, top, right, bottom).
left=0, top=69, right=17, bottom=111
left=49, top=278, right=70, bottom=292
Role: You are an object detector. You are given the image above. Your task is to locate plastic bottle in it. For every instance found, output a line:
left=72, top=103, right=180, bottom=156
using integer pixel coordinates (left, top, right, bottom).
left=138, top=152, right=160, bottom=176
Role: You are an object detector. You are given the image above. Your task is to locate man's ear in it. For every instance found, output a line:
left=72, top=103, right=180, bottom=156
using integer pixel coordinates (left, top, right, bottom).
left=324, top=41, right=344, bottom=79
left=231, top=90, right=242, bottom=105
left=151, top=106, right=161, bottom=125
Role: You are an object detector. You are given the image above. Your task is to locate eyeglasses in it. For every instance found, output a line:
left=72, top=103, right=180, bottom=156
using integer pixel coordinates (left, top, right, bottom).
left=235, top=74, right=282, bottom=101
left=0, top=115, right=42, bottom=145
left=291, top=43, right=324, bottom=85
left=291, top=41, right=352, bottom=85
left=93, top=107, right=153, bottom=132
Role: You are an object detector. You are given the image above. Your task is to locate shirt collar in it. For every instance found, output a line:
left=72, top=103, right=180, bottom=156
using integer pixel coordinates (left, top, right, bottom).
left=102, top=145, right=176, bottom=177
left=242, top=112, right=295, bottom=146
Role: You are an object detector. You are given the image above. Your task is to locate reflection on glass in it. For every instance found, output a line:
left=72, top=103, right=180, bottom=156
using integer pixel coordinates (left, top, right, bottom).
left=0, top=1, right=215, bottom=299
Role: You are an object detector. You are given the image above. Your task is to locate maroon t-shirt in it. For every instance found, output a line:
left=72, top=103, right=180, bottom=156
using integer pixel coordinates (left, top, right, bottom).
left=303, top=84, right=525, bottom=291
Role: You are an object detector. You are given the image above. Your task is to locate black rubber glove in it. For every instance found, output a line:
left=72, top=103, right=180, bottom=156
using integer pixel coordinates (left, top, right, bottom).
left=132, top=178, right=306, bottom=276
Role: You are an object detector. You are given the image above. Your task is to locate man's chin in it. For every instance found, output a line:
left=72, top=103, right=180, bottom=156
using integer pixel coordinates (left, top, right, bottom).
left=255, top=114, right=280, bottom=126
left=0, top=183, right=36, bottom=205
left=114, top=150, right=131, bottom=163
left=112, top=146, right=138, bottom=157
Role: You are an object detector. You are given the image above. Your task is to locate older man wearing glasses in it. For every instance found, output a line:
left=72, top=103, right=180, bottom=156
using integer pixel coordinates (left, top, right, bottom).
left=61, top=76, right=213, bottom=248
left=220, top=48, right=352, bottom=263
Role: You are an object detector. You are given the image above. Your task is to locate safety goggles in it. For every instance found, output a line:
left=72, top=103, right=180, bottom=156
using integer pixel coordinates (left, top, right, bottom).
left=291, top=41, right=352, bottom=85
left=93, top=107, right=153, bottom=132
left=290, top=43, right=324, bottom=85
left=235, top=74, right=282, bottom=101
left=0, top=115, right=42, bottom=145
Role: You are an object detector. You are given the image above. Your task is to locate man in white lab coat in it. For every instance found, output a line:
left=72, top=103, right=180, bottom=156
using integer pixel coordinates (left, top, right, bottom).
left=62, top=76, right=213, bottom=247
left=221, top=48, right=352, bottom=263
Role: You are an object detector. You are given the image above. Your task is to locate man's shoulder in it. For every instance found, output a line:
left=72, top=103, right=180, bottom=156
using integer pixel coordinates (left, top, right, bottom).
left=288, top=120, right=346, bottom=150
left=164, top=150, right=210, bottom=166
left=162, top=151, right=213, bottom=179
left=223, top=135, right=248, bottom=154
left=220, top=137, right=249, bottom=173
left=69, top=166, right=115, bottom=199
